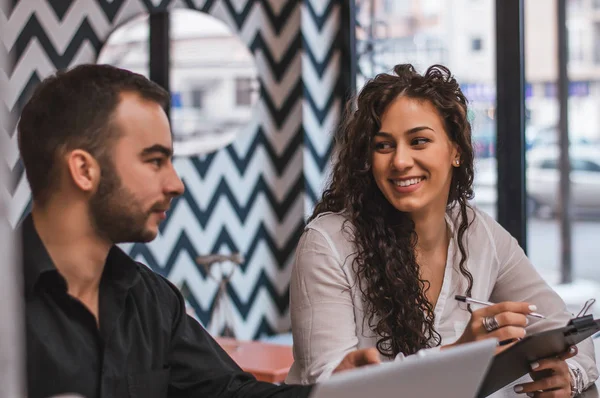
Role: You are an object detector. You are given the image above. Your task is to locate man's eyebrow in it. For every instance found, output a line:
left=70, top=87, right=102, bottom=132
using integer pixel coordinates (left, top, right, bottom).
left=140, top=144, right=173, bottom=158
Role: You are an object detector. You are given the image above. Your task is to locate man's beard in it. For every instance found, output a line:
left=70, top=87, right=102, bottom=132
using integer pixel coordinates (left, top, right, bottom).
left=89, top=157, right=158, bottom=244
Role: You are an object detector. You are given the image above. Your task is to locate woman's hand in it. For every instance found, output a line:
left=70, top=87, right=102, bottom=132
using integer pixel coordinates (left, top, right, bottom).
left=513, top=346, right=578, bottom=397
left=443, top=301, right=534, bottom=353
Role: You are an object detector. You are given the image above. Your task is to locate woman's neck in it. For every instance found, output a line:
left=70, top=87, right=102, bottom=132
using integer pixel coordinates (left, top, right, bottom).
left=412, top=206, right=450, bottom=254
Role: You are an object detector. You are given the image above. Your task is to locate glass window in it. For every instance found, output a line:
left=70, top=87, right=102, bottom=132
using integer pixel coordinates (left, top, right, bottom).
left=540, top=159, right=558, bottom=170
left=191, top=88, right=204, bottom=109
left=568, top=22, right=585, bottom=62
left=471, top=37, right=483, bottom=52
left=235, top=77, right=254, bottom=107
left=96, top=13, right=149, bottom=78
left=356, top=0, right=497, bottom=218
left=525, top=0, right=600, bottom=286
left=383, top=0, right=410, bottom=15
left=97, top=9, right=260, bottom=157
left=594, top=22, right=600, bottom=64
left=572, top=159, right=600, bottom=172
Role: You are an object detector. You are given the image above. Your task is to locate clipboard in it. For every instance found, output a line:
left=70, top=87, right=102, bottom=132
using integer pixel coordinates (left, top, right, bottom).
left=477, top=315, right=600, bottom=397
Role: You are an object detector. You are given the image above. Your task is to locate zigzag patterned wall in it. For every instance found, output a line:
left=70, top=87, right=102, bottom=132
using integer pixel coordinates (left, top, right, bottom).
left=0, top=0, right=342, bottom=339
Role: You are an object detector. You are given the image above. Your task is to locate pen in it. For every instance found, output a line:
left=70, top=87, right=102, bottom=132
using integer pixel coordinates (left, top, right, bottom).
left=454, top=295, right=546, bottom=319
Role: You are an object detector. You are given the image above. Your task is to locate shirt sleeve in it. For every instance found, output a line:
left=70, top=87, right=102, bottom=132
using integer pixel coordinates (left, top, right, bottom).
left=485, top=213, right=598, bottom=389
left=286, top=227, right=361, bottom=385
left=163, top=279, right=313, bottom=398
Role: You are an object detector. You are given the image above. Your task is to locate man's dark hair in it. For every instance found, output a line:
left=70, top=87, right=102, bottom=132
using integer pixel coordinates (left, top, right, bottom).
left=17, top=64, right=170, bottom=204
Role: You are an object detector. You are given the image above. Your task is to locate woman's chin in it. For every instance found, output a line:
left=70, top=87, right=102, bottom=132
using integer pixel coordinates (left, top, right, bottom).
left=389, top=200, right=423, bottom=214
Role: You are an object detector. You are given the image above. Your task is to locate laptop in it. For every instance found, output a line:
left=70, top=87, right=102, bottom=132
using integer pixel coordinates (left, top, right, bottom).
left=310, top=339, right=497, bottom=398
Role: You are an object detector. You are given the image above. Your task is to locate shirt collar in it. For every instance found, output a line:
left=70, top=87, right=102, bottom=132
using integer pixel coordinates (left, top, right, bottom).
left=21, top=213, right=141, bottom=297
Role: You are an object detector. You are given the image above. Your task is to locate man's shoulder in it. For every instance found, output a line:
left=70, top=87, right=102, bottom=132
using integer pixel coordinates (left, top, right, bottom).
left=131, top=263, right=183, bottom=316
left=134, top=263, right=178, bottom=295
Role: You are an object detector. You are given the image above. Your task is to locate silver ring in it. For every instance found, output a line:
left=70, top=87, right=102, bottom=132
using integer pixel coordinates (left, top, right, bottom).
left=482, top=316, right=500, bottom=332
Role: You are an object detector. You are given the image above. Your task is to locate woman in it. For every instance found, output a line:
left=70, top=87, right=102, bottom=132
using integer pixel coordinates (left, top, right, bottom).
left=286, top=64, right=597, bottom=397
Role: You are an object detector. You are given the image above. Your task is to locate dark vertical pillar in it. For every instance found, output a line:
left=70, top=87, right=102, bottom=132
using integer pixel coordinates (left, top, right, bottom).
left=557, top=0, right=573, bottom=283
left=339, top=0, right=357, bottom=102
left=149, top=11, right=171, bottom=118
left=495, top=0, right=527, bottom=250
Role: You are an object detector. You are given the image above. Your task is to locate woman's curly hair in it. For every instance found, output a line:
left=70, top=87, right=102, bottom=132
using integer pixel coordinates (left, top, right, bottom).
left=310, top=64, right=476, bottom=358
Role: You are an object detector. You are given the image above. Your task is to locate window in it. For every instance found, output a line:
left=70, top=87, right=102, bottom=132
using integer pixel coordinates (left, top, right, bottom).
left=568, top=22, right=585, bottom=62
left=525, top=0, right=600, bottom=287
left=383, top=0, right=410, bottom=15
left=568, top=0, right=583, bottom=11
left=536, top=158, right=600, bottom=172
left=572, top=159, right=600, bottom=172
left=235, top=77, right=254, bottom=107
left=540, top=159, right=558, bottom=170
left=594, top=23, right=600, bottom=64
left=98, top=10, right=260, bottom=157
left=191, top=88, right=204, bottom=109
left=353, top=0, right=600, bottom=292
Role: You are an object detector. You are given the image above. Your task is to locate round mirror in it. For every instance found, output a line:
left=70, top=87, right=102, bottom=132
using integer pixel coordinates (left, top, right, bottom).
left=98, top=9, right=260, bottom=156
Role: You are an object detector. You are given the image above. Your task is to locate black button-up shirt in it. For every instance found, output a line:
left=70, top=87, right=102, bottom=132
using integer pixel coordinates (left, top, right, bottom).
left=22, top=214, right=313, bottom=398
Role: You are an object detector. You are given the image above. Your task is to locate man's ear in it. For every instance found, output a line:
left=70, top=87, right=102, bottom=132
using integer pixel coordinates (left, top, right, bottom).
left=66, top=150, right=100, bottom=194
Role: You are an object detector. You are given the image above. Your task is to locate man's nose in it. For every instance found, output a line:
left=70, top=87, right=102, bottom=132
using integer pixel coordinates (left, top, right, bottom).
left=165, top=164, right=185, bottom=197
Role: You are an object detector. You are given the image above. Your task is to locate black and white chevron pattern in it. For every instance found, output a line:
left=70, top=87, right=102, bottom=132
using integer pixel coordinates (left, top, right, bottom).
left=1, top=0, right=342, bottom=339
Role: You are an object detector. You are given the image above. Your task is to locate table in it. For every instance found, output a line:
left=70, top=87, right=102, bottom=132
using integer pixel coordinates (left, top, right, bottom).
left=215, top=337, right=294, bottom=384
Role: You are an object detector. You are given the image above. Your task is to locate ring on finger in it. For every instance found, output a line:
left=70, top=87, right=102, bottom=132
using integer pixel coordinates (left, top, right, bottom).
left=482, top=315, right=500, bottom=332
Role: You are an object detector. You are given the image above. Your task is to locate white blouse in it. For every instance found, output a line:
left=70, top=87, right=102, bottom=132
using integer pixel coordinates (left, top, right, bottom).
left=286, top=207, right=598, bottom=395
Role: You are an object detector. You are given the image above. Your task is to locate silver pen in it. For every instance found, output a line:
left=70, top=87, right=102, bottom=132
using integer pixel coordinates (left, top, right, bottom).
left=454, top=295, right=546, bottom=319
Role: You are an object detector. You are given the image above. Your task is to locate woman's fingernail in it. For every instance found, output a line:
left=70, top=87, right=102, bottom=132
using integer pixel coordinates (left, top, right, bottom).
left=531, top=361, right=539, bottom=370
left=527, top=393, right=534, bottom=397
left=570, top=346, right=577, bottom=354
left=514, top=385, right=523, bottom=392
left=529, top=305, right=537, bottom=312
left=525, top=318, right=529, bottom=326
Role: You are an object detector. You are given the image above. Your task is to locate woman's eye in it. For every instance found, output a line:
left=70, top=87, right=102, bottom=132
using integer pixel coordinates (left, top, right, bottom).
left=374, top=142, right=394, bottom=151
left=412, top=138, right=430, bottom=146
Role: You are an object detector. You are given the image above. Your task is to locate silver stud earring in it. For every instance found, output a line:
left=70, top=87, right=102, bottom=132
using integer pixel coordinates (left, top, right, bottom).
left=455, top=159, right=460, bottom=166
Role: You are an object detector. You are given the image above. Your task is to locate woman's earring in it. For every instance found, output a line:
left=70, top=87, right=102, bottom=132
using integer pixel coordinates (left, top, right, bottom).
left=454, top=159, right=460, bottom=166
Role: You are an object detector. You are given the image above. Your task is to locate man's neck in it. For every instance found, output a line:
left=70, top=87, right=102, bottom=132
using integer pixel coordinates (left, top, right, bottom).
left=31, top=203, right=112, bottom=298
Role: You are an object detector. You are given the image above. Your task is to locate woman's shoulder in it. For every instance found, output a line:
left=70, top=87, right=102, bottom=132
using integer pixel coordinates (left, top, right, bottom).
left=306, top=211, right=354, bottom=234
left=303, top=211, right=357, bottom=254
left=446, top=204, right=504, bottom=242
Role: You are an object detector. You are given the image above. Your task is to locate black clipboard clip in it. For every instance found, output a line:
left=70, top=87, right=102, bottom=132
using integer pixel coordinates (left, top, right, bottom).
left=567, top=298, right=596, bottom=332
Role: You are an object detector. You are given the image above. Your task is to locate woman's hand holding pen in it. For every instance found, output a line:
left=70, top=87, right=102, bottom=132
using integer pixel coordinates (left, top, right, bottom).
left=444, top=301, right=535, bottom=354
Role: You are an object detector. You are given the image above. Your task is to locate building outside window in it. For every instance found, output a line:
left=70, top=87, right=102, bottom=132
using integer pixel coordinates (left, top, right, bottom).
left=235, top=77, right=254, bottom=107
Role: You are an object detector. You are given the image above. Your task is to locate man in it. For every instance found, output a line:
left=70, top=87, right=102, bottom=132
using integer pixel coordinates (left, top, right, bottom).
left=18, top=64, right=380, bottom=398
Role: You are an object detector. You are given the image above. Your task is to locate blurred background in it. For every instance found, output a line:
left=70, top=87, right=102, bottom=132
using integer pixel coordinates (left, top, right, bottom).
left=91, top=0, right=600, bottom=292
left=1, top=0, right=599, bottom=381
